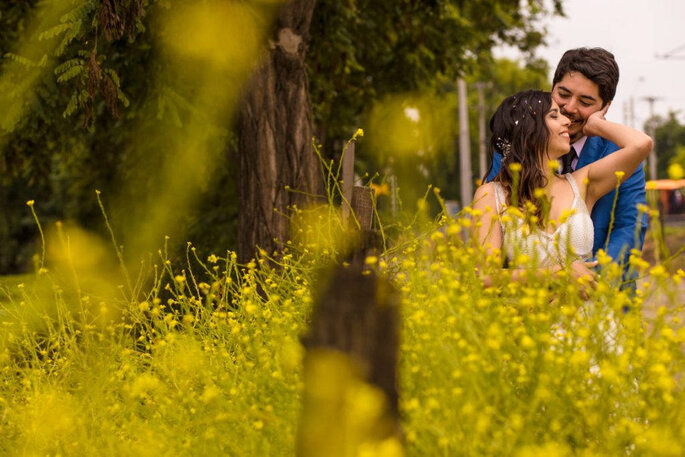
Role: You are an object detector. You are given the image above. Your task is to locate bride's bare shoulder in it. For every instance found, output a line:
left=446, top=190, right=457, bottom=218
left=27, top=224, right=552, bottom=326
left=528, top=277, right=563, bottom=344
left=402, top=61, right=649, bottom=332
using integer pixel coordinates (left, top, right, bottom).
left=473, top=182, right=498, bottom=208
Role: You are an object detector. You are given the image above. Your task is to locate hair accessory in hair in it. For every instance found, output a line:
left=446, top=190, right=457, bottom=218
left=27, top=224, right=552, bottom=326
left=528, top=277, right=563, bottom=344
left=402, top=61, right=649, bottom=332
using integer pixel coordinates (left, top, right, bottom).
left=496, top=137, right=511, bottom=158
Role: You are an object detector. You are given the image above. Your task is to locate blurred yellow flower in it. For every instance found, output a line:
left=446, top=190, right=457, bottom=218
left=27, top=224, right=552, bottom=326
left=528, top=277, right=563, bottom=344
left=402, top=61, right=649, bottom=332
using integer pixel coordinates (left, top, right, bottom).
left=370, top=182, right=390, bottom=196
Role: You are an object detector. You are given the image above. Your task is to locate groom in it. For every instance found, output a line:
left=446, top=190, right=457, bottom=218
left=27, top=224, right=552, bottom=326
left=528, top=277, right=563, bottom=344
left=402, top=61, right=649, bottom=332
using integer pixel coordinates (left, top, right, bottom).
left=486, top=47, right=648, bottom=274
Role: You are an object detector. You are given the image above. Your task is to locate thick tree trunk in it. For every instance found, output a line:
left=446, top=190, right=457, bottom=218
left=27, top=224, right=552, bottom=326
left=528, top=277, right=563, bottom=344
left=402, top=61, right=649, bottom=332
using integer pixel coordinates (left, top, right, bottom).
left=238, top=0, right=323, bottom=263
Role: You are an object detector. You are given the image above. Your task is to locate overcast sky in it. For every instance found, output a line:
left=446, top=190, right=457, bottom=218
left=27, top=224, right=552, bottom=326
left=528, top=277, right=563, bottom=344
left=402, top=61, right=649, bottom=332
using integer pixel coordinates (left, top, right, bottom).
left=496, top=0, right=685, bottom=128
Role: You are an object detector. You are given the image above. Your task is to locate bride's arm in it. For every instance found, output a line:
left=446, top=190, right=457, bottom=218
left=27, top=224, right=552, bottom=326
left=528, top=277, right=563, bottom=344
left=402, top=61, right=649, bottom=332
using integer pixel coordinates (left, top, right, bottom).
left=471, top=184, right=597, bottom=288
left=471, top=183, right=502, bottom=254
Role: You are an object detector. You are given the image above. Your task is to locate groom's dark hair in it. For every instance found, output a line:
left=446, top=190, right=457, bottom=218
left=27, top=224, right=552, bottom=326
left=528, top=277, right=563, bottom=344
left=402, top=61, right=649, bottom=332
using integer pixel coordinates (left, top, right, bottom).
left=552, top=47, right=619, bottom=106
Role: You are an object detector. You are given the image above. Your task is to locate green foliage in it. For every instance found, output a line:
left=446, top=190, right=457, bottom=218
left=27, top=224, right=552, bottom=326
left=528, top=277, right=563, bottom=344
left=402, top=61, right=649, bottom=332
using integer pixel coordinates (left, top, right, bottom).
left=0, top=4, right=92, bottom=266
left=308, top=0, right=562, bottom=146
left=652, top=112, right=685, bottom=179
left=0, top=1, right=237, bottom=273
left=0, top=0, right=561, bottom=274
left=308, top=0, right=559, bottom=210
left=345, top=58, right=550, bottom=216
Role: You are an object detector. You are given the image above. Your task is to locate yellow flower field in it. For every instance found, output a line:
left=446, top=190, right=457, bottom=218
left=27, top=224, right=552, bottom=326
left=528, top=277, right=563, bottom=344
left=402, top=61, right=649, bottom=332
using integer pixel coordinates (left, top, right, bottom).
left=0, top=202, right=683, bottom=456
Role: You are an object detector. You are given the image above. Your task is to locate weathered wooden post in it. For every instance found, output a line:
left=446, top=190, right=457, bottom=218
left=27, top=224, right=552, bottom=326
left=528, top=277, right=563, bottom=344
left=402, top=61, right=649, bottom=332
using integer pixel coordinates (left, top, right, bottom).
left=341, top=139, right=356, bottom=225
left=341, top=131, right=379, bottom=263
left=349, top=185, right=381, bottom=267
left=297, top=134, right=401, bottom=456
left=351, top=186, right=374, bottom=230
left=297, top=262, right=401, bottom=456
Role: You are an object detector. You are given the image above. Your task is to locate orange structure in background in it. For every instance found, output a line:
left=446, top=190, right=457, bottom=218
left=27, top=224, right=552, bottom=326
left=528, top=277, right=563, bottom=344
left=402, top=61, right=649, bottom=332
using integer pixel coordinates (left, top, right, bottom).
left=647, top=179, right=685, bottom=216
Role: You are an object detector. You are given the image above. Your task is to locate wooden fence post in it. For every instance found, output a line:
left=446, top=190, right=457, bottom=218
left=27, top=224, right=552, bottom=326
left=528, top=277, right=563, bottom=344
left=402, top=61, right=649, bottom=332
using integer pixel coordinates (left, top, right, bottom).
left=297, top=263, right=401, bottom=456
left=351, top=186, right=374, bottom=231
left=341, top=138, right=356, bottom=225
left=297, top=143, right=400, bottom=455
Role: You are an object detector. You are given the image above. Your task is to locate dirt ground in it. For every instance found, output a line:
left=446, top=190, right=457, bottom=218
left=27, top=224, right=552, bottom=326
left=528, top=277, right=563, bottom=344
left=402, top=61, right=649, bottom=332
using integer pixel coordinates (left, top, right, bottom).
left=641, top=221, right=685, bottom=318
left=642, top=220, right=685, bottom=272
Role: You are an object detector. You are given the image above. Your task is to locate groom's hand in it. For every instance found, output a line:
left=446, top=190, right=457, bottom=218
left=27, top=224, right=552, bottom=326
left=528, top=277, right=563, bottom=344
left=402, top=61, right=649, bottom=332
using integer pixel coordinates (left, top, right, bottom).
left=581, top=104, right=610, bottom=138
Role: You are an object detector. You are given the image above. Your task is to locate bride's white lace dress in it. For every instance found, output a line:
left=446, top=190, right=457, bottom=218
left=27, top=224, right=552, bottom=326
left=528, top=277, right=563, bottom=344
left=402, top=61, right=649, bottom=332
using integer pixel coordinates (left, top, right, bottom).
left=492, top=174, right=594, bottom=266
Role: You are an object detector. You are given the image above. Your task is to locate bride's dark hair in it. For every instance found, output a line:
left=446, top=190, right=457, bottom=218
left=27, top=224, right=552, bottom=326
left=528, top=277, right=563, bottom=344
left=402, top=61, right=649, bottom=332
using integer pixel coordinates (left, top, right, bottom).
left=489, top=90, right=552, bottom=224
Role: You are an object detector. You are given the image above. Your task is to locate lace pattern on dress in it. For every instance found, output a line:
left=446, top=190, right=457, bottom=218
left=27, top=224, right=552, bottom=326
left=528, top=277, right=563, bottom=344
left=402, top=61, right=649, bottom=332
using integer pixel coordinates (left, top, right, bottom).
left=492, top=174, right=594, bottom=266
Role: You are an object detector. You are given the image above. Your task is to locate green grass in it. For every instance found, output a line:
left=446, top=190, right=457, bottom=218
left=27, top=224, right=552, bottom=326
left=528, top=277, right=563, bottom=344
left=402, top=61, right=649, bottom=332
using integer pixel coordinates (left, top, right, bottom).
left=0, top=272, right=34, bottom=303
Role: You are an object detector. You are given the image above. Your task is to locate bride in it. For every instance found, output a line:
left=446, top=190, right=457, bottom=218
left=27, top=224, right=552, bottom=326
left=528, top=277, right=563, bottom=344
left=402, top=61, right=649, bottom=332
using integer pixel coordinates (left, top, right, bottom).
left=472, top=90, right=652, bottom=288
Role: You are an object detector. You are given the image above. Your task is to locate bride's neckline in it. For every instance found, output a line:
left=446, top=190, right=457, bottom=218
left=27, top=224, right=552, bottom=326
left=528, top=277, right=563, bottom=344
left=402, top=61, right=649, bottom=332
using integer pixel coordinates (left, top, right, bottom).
left=506, top=193, right=583, bottom=237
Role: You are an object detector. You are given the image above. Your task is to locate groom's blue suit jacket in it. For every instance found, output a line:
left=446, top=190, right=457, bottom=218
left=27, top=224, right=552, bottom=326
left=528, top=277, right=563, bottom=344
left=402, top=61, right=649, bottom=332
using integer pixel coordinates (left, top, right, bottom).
left=485, top=136, right=648, bottom=267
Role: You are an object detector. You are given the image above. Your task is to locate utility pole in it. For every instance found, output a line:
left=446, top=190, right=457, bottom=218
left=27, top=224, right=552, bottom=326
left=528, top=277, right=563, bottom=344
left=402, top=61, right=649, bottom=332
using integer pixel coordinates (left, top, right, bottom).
left=476, top=82, right=487, bottom=182
left=458, top=78, right=472, bottom=207
left=628, top=77, right=644, bottom=129
left=643, top=96, right=659, bottom=181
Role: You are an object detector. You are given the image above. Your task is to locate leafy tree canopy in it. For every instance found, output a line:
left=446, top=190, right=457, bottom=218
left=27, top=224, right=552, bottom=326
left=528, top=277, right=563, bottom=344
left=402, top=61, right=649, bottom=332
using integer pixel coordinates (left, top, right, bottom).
left=308, top=0, right=563, bottom=145
left=0, top=0, right=563, bottom=273
left=652, top=111, right=685, bottom=179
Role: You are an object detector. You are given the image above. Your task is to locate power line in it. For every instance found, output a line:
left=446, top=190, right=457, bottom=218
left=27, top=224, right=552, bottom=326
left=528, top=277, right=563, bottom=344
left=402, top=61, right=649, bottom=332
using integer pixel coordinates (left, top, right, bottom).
left=656, top=43, right=685, bottom=60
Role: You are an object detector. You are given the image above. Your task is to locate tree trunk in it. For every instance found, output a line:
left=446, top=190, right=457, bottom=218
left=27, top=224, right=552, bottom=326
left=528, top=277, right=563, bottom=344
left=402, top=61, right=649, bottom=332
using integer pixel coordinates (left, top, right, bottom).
left=238, top=0, right=323, bottom=263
